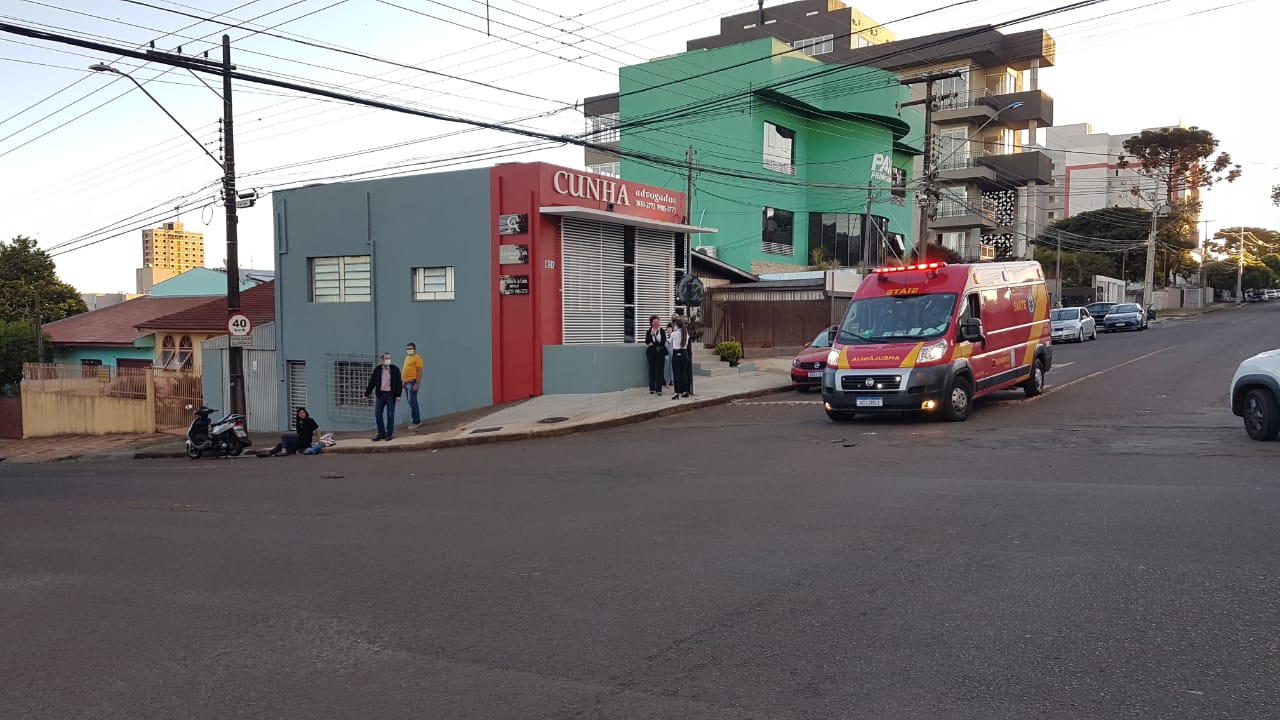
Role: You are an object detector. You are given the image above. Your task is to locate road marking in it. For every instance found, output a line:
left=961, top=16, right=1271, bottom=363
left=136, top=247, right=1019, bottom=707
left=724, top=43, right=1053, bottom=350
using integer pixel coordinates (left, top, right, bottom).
left=1032, top=344, right=1182, bottom=402
left=1055, top=361, right=1076, bottom=368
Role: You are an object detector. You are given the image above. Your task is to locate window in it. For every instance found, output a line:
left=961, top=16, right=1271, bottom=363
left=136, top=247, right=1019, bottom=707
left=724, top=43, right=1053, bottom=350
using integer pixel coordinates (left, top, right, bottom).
left=762, top=208, right=795, bottom=255
left=287, top=361, right=307, bottom=430
left=80, top=358, right=102, bottom=379
left=587, top=112, right=619, bottom=143
left=413, top=266, right=455, bottom=301
left=791, top=34, right=834, bottom=56
left=936, top=128, right=969, bottom=170
left=588, top=161, right=620, bottom=177
left=937, top=188, right=969, bottom=218
left=854, top=35, right=873, bottom=48
left=891, top=166, right=907, bottom=206
left=177, top=335, right=193, bottom=370
left=934, top=68, right=970, bottom=110
left=160, top=334, right=176, bottom=367
left=1048, top=212, right=1056, bottom=219
left=310, top=255, right=371, bottom=302
left=329, top=356, right=373, bottom=418
left=809, top=213, right=862, bottom=267
left=763, top=122, right=795, bottom=175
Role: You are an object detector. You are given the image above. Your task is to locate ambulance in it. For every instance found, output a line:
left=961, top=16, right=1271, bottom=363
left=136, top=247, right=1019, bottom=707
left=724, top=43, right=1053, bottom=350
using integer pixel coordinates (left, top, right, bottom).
left=821, top=261, right=1053, bottom=422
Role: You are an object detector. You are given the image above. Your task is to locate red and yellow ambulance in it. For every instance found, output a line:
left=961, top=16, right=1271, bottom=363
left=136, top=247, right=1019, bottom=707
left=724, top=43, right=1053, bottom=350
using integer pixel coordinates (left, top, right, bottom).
left=821, top=261, right=1053, bottom=422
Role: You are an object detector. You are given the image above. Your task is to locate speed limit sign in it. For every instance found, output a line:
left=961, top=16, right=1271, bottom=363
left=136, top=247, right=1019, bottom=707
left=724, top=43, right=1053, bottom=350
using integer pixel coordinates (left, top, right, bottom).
left=227, top=313, right=252, bottom=337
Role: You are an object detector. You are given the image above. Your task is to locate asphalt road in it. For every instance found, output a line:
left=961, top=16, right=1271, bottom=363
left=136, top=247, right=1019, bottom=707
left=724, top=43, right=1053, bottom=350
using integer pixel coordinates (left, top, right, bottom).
left=3, top=304, right=1279, bottom=719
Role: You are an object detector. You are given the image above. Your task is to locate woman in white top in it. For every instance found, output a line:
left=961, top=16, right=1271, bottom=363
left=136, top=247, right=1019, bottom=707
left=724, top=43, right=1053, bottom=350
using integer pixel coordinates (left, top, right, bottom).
left=670, top=317, right=692, bottom=398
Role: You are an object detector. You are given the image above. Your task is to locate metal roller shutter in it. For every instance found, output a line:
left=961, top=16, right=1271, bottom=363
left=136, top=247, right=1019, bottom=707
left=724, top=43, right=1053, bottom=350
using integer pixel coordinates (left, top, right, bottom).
left=635, top=228, right=674, bottom=326
left=287, top=360, right=307, bottom=430
left=561, top=217, right=626, bottom=344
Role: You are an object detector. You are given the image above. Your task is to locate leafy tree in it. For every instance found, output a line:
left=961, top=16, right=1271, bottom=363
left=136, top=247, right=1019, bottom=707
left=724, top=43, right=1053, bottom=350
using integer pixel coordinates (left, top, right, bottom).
left=0, top=236, right=87, bottom=324
left=907, top=242, right=962, bottom=265
left=1033, top=208, right=1148, bottom=284
left=1262, top=253, right=1280, bottom=277
left=1118, top=127, right=1241, bottom=286
left=0, top=319, right=48, bottom=391
left=1032, top=247, right=1117, bottom=287
left=1209, top=227, right=1280, bottom=259
left=1202, top=260, right=1278, bottom=293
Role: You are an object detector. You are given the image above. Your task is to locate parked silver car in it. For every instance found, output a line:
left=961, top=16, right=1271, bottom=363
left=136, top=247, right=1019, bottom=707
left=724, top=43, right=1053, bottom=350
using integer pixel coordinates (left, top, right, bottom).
left=1050, top=307, right=1097, bottom=343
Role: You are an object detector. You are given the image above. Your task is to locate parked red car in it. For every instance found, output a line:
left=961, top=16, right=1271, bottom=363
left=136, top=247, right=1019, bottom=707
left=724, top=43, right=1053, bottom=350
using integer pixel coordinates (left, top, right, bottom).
left=791, top=326, right=837, bottom=390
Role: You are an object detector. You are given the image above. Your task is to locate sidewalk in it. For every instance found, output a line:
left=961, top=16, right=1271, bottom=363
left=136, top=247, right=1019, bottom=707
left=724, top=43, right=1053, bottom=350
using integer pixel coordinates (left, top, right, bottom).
left=0, top=358, right=793, bottom=464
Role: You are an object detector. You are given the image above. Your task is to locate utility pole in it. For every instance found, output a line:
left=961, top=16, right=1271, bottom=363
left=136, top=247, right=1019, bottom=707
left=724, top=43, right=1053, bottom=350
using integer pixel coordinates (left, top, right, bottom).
left=860, top=186, right=874, bottom=274
left=1055, top=229, right=1062, bottom=306
left=684, top=144, right=694, bottom=278
left=1236, top=225, right=1245, bottom=302
left=33, top=290, right=43, bottom=363
left=1143, top=202, right=1159, bottom=311
left=900, top=71, right=960, bottom=262
left=221, top=34, right=245, bottom=417
left=1199, top=219, right=1210, bottom=289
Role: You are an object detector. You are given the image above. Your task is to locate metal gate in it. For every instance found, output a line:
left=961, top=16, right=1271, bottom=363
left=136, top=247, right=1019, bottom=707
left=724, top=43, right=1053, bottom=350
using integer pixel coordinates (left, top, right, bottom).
left=287, top=360, right=307, bottom=430
left=154, top=368, right=204, bottom=429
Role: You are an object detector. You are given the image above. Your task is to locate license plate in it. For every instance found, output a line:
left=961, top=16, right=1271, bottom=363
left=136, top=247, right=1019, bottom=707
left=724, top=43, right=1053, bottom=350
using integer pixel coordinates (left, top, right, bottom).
left=807, top=371, right=823, bottom=378
left=856, top=397, right=883, bottom=408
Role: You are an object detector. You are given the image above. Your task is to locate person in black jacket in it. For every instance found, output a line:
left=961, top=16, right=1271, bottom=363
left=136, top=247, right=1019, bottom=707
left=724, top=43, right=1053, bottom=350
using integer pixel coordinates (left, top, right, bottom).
left=644, top=314, right=667, bottom=394
left=364, top=352, right=402, bottom=441
left=258, top=407, right=320, bottom=457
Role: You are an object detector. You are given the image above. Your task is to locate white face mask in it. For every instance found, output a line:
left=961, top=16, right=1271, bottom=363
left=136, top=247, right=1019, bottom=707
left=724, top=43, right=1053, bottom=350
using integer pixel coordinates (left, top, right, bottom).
left=382, top=359, right=390, bottom=366
left=406, top=349, right=414, bottom=355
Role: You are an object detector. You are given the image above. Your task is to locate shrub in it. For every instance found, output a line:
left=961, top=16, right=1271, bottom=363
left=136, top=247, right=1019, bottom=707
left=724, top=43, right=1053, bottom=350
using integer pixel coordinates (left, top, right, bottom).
left=715, top=341, right=743, bottom=366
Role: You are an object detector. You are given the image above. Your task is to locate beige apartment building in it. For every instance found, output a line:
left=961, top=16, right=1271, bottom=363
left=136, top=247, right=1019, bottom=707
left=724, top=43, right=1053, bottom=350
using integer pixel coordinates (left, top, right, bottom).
left=137, top=221, right=205, bottom=294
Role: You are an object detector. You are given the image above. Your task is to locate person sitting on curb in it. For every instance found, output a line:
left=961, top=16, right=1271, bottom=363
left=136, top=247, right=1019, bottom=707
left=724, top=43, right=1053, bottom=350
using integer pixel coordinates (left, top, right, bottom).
left=258, top=407, right=320, bottom=457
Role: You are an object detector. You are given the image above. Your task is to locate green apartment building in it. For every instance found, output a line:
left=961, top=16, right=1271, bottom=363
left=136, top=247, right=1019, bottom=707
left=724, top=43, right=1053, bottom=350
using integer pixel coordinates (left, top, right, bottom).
left=590, top=37, right=923, bottom=275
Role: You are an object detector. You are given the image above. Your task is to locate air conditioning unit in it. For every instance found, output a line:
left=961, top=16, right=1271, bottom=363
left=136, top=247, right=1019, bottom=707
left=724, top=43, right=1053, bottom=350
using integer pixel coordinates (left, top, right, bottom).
left=695, top=245, right=718, bottom=259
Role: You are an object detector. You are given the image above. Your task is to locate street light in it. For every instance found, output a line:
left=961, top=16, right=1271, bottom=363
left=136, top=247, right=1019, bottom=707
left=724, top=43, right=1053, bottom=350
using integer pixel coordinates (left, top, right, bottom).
left=90, top=41, right=247, bottom=418
left=88, top=63, right=223, bottom=171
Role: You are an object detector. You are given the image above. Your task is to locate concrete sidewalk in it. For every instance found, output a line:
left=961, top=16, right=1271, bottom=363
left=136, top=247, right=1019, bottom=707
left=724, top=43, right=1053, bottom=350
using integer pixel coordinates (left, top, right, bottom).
left=53, top=357, right=788, bottom=462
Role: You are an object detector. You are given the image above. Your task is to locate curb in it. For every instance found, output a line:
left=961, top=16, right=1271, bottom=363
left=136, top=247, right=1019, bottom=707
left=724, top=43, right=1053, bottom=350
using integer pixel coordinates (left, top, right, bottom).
left=134, top=384, right=794, bottom=460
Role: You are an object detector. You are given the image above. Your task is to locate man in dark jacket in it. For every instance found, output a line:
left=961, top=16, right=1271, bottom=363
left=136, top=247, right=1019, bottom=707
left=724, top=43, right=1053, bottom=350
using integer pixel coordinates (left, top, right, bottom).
left=364, top=352, right=402, bottom=441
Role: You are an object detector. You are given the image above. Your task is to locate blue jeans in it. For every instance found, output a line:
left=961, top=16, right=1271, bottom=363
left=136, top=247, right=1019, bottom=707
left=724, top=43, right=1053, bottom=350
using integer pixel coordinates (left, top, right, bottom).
left=403, top=379, right=420, bottom=424
left=374, top=393, right=397, bottom=438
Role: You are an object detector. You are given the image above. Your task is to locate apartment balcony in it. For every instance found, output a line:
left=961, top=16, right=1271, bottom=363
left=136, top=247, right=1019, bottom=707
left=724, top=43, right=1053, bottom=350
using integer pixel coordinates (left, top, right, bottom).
left=978, top=149, right=1054, bottom=186
left=929, top=199, right=998, bottom=231
left=932, top=88, right=1053, bottom=130
left=936, top=150, right=1001, bottom=189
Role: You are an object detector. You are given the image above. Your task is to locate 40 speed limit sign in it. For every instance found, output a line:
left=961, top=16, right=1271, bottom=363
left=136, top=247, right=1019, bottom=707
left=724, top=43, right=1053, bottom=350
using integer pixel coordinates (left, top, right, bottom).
left=227, top=313, right=253, bottom=336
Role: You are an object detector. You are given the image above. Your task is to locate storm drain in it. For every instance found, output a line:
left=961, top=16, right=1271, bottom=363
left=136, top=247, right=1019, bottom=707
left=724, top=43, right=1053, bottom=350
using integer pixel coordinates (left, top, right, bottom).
left=468, top=426, right=503, bottom=434
left=537, top=416, right=570, bottom=424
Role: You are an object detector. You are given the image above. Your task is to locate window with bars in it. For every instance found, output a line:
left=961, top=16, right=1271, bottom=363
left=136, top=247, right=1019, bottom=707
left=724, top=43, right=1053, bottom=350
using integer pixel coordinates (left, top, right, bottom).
left=891, top=166, right=907, bottom=206
left=310, top=255, right=371, bottom=302
left=412, top=266, right=455, bottom=301
left=762, top=208, right=795, bottom=255
left=763, top=122, right=795, bottom=176
left=328, top=355, right=373, bottom=419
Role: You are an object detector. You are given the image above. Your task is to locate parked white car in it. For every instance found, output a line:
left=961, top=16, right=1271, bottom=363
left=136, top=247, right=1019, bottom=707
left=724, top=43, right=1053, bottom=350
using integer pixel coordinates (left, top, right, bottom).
left=1230, top=349, right=1280, bottom=440
left=1050, top=306, right=1097, bottom=343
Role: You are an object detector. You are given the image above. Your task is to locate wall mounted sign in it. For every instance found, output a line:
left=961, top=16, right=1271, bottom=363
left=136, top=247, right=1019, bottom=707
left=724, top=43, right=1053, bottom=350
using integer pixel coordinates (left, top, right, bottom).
left=499, top=244, right=529, bottom=265
left=498, top=213, right=528, bottom=235
left=499, top=274, right=529, bottom=295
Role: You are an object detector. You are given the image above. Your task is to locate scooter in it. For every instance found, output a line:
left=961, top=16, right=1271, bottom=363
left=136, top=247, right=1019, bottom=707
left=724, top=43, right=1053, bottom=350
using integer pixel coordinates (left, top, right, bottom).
left=184, top=403, right=252, bottom=459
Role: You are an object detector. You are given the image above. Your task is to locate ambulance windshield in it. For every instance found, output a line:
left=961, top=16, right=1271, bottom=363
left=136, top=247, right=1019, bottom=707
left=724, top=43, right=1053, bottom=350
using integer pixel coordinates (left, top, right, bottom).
left=837, top=293, right=958, bottom=344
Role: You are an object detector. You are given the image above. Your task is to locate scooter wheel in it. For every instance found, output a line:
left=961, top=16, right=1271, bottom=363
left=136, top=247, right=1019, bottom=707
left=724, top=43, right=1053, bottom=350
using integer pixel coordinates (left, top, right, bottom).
left=228, top=445, right=245, bottom=457
left=185, top=446, right=202, bottom=459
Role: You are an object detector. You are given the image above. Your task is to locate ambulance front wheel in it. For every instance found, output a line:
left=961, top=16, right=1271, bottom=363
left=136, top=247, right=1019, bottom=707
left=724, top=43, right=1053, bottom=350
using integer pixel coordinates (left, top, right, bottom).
left=943, top=375, right=973, bottom=422
left=825, top=409, right=856, bottom=422
left=1022, top=358, right=1046, bottom=398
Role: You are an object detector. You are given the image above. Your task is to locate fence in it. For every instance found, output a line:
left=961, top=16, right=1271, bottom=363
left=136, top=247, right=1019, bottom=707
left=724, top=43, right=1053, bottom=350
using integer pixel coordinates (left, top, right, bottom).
left=19, top=363, right=203, bottom=438
left=702, top=298, right=846, bottom=349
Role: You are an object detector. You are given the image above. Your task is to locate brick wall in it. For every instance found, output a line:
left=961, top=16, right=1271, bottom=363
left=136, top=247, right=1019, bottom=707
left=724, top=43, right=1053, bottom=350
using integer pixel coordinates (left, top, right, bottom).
left=0, top=396, right=22, bottom=439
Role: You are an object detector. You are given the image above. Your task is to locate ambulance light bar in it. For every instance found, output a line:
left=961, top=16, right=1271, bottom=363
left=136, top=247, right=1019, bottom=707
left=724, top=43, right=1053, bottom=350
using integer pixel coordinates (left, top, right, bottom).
left=873, top=262, right=947, bottom=274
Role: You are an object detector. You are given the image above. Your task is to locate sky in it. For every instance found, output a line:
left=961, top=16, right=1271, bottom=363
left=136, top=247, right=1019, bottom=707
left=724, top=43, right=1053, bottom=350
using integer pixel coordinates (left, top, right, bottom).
left=1, top=0, right=1274, bottom=294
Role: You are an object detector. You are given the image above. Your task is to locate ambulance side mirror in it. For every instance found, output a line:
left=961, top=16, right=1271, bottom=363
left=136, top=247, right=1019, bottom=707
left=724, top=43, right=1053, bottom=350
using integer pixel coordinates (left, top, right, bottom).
left=960, top=318, right=985, bottom=343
